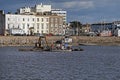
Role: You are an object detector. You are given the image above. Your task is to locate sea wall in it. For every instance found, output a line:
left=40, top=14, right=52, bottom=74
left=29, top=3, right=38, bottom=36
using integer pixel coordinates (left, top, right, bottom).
left=0, top=36, right=38, bottom=46
left=0, top=36, right=120, bottom=46
left=76, top=36, right=120, bottom=46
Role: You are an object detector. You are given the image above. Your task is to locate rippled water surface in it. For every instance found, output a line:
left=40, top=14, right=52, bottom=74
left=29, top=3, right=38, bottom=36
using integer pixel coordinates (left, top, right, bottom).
left=0, top=46, right=120, bottom=80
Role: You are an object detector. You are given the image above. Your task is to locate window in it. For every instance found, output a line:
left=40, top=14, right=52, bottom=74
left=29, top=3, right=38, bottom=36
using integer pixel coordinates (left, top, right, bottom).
left=51, top=24, right=53, bottom=27
left=37, top=18, right=39, bottom=22
left=41, top=30, right=43, bottom=33
left=41, top=23, right=44, bottom=29
left=46, top=30, right=48, bottom=33
left=8, top=18, right=10, bottom=21
left=37, top=30, right=39, bottom=33
left=55, top=18, right=58, bottom=22
left=28, top=18, right=29, bottom=21
left=41, top=18, right=44, bottom=22
left=46, top=18, right=49, bottom=22
left=37, top=23, right=39, bottom=29
left=32, top=23, right=35, bottom=27
left=51, top=18, right=54, bottom=22
left=8, top=24, right=10, bottom=29
left=46, top=23, right=49, bottom=29
left=23, top=18, right=25, bottom=21
left=33, top=18, right=34, bottom=21
left=55, top=24, right=58, bottom=27
left=27, top=24, right=29, bottom=28
left=13, top=25, right=14, bottom=28
left=23, top=24, right=25, bottom=29
left=18, top=25, right=20, bottom=28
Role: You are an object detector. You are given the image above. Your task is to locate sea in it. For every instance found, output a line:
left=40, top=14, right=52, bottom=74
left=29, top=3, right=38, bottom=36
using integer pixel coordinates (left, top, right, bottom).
left=0, top=45, right=120, bottom=80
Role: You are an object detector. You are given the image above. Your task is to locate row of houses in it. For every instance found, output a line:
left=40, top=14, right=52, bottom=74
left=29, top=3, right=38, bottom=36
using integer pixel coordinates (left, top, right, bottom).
left=0, top=3, right=67, bottom=36
left=81, top=21, right=120, bottom=36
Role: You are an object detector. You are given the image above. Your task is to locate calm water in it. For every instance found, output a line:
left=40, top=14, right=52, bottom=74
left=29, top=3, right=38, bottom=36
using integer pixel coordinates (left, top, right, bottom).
left=0, top=46, right=120, bottom=80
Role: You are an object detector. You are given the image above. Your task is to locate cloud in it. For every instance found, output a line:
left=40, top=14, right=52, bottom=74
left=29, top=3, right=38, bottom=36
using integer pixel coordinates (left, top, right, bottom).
left=63, top=1, right=94, bottom=9
left=51, top=1, right=94, bottom=11
left=1, top=0, right=120, bottom=23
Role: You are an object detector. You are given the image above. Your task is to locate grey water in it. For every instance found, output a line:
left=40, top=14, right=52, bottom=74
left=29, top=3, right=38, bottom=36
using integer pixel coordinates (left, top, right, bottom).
left=0, top=46, right=120, bottom=80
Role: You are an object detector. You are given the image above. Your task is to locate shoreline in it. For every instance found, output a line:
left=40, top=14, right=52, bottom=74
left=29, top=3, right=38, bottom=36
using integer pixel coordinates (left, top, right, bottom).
left=0, top=36, right=120, bottom=46
left=79, top=42, right=120, bottom=46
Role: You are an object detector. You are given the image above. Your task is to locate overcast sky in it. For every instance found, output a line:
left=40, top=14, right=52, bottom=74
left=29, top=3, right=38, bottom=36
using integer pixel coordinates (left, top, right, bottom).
left=0, top=0, right=120, bottom=23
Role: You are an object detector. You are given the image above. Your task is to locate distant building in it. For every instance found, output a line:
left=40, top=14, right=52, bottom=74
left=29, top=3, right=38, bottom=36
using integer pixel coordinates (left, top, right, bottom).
left=18, top=7, right=31, bottom=14
left=91, top=22, right=113, bottom=33
left=51, top=9, right=67, bottom=24
left=99, top=30, right=112, bottom=37
left=49, top=15, right=64, bottom=35
left=17, top=3, right=67, bottom=23
left=91, top=21, right=120, bottom=36
left=0, top=10, right=5, bottom=35
left=1, top=13, right=64, bottom=36
left=35, top=3, right=51, bottom=13
left=82, top=24, right=91, bottom=33
left=0, top=3, right=66, bottom=36
left=113, top=21, right=120, bottom=36
left=18, top=3, right=51, bottom=14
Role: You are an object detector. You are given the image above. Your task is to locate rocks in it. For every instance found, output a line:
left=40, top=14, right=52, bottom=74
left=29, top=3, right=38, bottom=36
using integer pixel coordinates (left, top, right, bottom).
left=0, top=36, right=38, bottom=46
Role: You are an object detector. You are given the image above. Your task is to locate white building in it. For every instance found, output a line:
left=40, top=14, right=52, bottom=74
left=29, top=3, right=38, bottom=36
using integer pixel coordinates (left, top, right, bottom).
left=114, top=29, right=120, bottom=36
left=18, top=3, right=51, bottom=14
left=35, top=3, right=51, bottom=13
left=4, top=14, right=49, bottom=35
left=18, top=3, right=67, bottom=23
left=0, top=3, right=66, bottom=36
left=19, top=7, right=31, bottom=14
left=51, top=9, right=67, bottom=23
left=113, top=21, right=120, bottom=36
left=0, top=13, right=65, bottom=36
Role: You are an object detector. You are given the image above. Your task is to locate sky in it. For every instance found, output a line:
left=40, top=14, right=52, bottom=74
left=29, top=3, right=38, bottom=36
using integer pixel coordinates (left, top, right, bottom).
left=0, top=0, right=120, bottom=24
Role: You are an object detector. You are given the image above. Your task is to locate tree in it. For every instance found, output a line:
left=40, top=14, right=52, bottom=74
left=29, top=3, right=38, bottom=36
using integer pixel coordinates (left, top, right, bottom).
left=7, top=12, right=12, bottom=14
left=70, top=21, right=82, bottom=35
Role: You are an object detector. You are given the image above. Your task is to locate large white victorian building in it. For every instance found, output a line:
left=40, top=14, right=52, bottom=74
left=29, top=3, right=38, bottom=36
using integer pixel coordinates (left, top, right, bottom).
left=0, top=3, right=67, bottom=36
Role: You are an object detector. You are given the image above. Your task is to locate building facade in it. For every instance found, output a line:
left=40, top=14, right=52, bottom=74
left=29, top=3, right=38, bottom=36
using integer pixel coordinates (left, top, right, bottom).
left=49, top=15, right=64, bottom=35
left=91, top=22, right=113, bottom=33
left=35, top=3, right=51, bottom=13
left=18, top=3, right=52, bottom=14
left=0, top=3, right=66, bottom=36
left=112, top=21, right=120, bottom=36
left=91, top=21, right=120, bottom=36
left=82, top=24, right=91, bottom=33
left=0, top=13, right=65, bottom=36
left=0, top=10, right=5, bottom=35
left=51, top=9, right=67, bottom=24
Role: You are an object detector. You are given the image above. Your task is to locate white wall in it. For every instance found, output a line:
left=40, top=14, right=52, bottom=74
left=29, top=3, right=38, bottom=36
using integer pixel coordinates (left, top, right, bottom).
left=19, top=7, right=31, bottom=14
left=51, top=9, right=67, bottom=23
left=35, top=4, right=51, bottom=13
left=34, top=16, right=49, bottom=34
left=5, top=14, right=50, bottom=35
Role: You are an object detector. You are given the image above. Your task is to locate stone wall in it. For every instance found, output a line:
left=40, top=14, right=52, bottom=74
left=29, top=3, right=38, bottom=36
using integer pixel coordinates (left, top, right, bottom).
left=0, top=36, right=38, bottom=46
left=0, top=36, right=120, bottom=46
